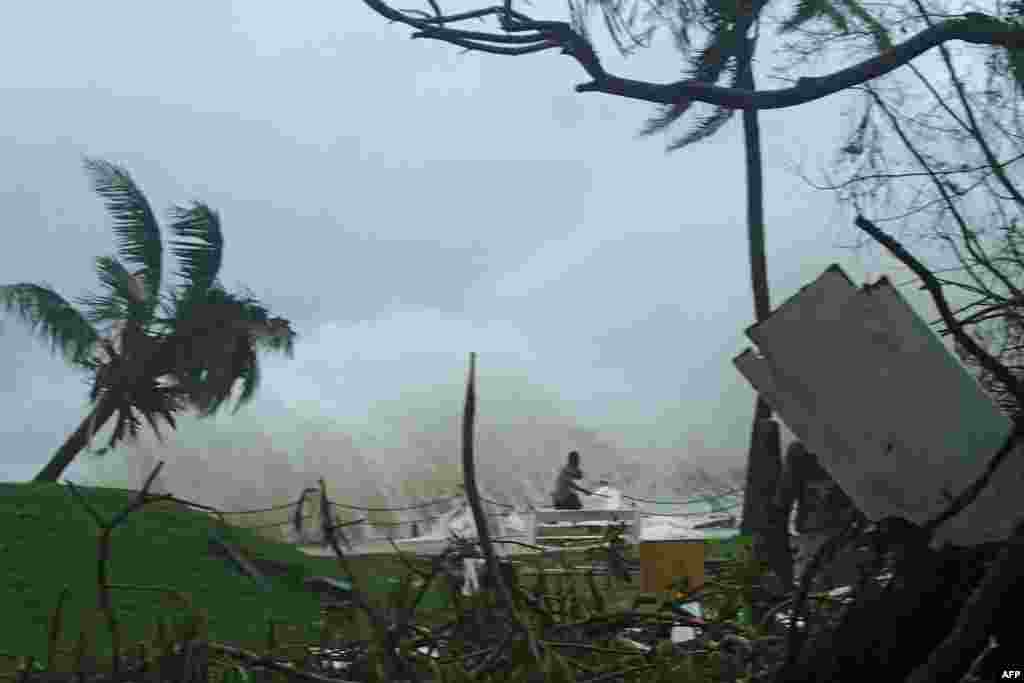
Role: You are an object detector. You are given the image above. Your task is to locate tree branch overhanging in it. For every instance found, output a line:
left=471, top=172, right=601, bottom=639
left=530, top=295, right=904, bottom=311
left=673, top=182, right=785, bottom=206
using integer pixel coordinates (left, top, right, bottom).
left=361, top=0, right=1024, bottom=110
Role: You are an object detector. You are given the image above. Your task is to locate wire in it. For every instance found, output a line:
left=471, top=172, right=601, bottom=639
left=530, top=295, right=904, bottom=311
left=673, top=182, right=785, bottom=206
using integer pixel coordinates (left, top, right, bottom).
left=640, top=500, right=743, bottom=517
left=233, top=513, right=317, bottom=531
left=365, top=510, right=511, bottom=528
left=328, top=494, right=462, bottom=512
left=217, top=501, right=305, bottom=514
left=126, top=482, right=744, bottom=533
left=478, top=495, right=515, bottom=509
left=622, top=487, right=744, bottom=506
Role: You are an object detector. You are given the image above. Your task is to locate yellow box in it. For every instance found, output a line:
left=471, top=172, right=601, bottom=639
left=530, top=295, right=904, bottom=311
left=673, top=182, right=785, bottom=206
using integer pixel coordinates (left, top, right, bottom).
left=639, top=540, right=706, bottom=594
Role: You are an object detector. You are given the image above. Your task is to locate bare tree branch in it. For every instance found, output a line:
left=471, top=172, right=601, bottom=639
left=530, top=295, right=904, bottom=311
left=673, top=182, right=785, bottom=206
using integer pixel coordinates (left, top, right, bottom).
left=361, top=0, right=1024, bottom=110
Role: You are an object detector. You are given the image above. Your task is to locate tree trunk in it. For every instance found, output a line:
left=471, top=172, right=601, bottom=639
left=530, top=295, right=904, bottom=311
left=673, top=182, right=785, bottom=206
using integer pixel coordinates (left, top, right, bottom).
left=33, top=393, right=120, bottom=482
left=33, top=329, right=167, bottom=484
left=740, top=78, right=770, bottom=325
left=744, top=416, right=792, bottom=586
left=739, top=401, right=772, bottom=537
left=734, top=16, right=790, bottom=604
left=460, top=353, right=514, bottom=611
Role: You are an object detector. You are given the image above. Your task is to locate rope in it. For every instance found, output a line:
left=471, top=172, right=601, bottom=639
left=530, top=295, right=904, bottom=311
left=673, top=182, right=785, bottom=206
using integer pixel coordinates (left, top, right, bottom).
left=514, top=487, right=744, bottom=511
left=234, top=512, right=317, bottom=530
left=116, top=478, right=743, bottom=535
left=478, top=495, right=515, bottom=509
left=125, top=480, right=743, bottom=516
left=365, top=510, right=510, bottom=528
left=621, top=487, right=744, bottom=506
left=368, top=515, right=448, bottom=528
left=95, top=489, right=224, bottom=516
left=328, top=494, right=462, bottom=512
left=218, top=500, right=306, bottom=514
left=640, top=500, right=743, bottom=517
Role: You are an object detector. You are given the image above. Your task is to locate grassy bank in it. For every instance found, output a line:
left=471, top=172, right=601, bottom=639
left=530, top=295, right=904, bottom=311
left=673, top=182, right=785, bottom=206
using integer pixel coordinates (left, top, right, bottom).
left=0, top=482, right=450, bottom=668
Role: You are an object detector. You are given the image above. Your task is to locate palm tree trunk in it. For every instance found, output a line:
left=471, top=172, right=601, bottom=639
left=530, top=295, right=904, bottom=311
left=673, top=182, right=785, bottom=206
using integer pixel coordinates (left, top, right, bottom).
left=33, top=329, right=168, bottom=484
left=734, top=19, right=792, bottom=597
left=33, top=393, right=119, bottom=482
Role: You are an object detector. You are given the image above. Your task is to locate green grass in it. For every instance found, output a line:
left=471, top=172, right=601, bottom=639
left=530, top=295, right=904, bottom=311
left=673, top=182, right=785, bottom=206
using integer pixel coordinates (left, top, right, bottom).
left=0, top=482, right=451, bottom=668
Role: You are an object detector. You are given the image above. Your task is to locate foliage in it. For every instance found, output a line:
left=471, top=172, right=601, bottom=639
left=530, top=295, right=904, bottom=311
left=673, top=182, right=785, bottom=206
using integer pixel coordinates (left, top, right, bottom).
left=0, top=158, right=296, bottom=479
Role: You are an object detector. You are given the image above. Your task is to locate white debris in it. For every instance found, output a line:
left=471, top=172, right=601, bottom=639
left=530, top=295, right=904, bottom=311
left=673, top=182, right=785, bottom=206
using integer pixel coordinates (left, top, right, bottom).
left=590, top=485, right=624, bottom=510
left=671, top=602, right=703, bottom=643
left=616, top=638, right=652, bottom=653
left=462, top=558, right=485, bottom=596
left=504, top=511, right=528, bottom=535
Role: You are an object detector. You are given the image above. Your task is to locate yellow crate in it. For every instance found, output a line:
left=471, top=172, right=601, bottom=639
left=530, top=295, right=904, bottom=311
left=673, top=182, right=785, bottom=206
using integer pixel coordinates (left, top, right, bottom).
left=639, top=540, right=705, bottom=594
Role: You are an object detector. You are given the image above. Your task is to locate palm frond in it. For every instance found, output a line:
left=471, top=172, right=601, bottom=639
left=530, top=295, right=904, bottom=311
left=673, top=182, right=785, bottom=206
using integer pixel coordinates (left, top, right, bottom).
left=638, top=101, right=693, bottom=138
left=667, top=106, right=736, bottom=151
left=567, top=0, right=591, bottom=44
left=83, top=158, right=163, bottom=313
left=250, top=316, right=297, bottom=357
left=582, top=0, right=658, bottom=56
left=839, top=0, right=889, bottom=49
left=689, top=31, right=735, bottom=83
left=102, top=379, right=185, bottom=450
left=168, top=202, right=223, bottom=295
left=232, top=344, right=261, bottom=412
left=1008, top=46, right=1024, bottom=93
left=700, top=0, right=741, bottom=30
left=639, top=23, right=739, bottom=144
left=87, top=341, right=120, bottom=402
left=162, top=285, right=295, bottom=417
left=0, top=283, right=100, bottom=367
left=779, top=0, right=822, bottom=32
left=75, top=256, right=153, bottom=325
left=780, top=0, right=847, bottom=33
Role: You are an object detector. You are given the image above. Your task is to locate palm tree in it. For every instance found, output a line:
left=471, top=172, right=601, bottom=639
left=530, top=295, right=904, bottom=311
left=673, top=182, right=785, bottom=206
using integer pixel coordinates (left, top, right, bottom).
left=0, top=158, right=296, bottom=483
left=624, top=0, right=790, bottom=585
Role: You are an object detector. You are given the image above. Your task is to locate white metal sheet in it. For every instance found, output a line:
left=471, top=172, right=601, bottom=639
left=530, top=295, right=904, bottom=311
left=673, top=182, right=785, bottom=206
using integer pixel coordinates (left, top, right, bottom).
left=734, top=264, right=1021, bottom=547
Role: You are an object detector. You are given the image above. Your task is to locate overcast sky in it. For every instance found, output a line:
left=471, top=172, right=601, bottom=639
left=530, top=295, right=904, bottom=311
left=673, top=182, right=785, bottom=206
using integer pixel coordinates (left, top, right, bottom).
left=0, top=1, right=939, bottom=493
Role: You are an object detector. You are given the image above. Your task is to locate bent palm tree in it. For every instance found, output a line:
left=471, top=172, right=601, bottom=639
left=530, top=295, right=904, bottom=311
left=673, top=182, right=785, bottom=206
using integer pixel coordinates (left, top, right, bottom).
left=1, top=158, right=296, bottom=482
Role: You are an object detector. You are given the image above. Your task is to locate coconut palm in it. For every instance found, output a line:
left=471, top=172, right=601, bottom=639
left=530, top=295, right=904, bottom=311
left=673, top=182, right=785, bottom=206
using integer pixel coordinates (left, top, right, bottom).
left=1, top=158, right=296, bottom=482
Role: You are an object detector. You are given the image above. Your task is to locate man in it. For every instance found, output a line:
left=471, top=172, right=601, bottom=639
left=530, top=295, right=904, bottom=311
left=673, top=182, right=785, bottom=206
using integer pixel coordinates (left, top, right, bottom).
left=775, top=441, right=862, bottom=589
left=552, top=451, right=592, bottom=510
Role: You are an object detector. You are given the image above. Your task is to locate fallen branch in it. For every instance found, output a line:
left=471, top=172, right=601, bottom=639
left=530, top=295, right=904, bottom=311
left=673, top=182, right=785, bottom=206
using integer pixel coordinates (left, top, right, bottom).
left=208, top=640, right=358, bottom=683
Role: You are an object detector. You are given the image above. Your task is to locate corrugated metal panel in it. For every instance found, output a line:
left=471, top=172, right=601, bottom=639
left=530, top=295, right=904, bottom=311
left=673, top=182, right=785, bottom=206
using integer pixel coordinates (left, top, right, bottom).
left=734, top=264, right=1023, bottom=548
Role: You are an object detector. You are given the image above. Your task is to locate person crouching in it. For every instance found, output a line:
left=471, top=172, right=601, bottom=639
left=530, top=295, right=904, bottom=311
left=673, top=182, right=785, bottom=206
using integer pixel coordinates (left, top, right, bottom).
left=551, top=451, right=592, bottom=510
